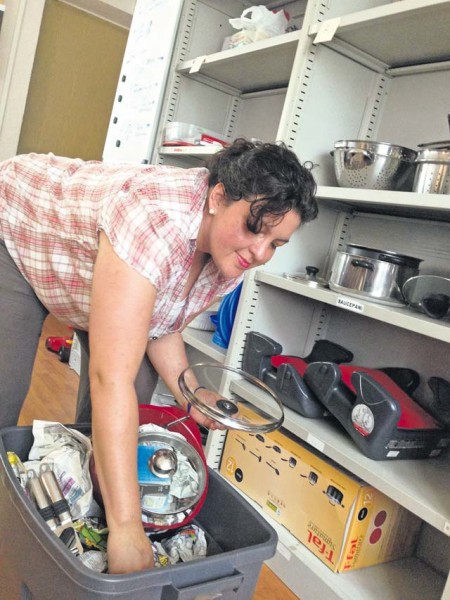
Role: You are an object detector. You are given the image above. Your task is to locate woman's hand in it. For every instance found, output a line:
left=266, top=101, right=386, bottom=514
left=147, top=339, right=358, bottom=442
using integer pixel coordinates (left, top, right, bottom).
left=107, top=523, right=155, bottom=574
left=187, top=387, right=227, bottom=431
left=147, top=333, right=227, bottom=431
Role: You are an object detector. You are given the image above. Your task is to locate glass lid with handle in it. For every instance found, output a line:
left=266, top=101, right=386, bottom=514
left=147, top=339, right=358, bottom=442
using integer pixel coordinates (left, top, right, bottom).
left=178, top=363, right=284, bottom=433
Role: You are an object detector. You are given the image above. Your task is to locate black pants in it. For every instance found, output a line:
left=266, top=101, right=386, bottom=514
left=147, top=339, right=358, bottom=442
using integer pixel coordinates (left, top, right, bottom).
left=0, top=239, right=48, bottom=426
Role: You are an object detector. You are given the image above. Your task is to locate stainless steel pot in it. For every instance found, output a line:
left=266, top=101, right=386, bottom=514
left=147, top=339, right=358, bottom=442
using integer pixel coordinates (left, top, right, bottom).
left=329, top=244, right=422, bottom=307
left=412, top=148, right=450, bottom=194
left=332, top=140, right=417, bottom=191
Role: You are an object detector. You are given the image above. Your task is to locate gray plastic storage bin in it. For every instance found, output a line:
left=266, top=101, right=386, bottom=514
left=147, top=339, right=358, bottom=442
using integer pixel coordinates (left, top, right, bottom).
left=0, top=425, right=277, bottom=599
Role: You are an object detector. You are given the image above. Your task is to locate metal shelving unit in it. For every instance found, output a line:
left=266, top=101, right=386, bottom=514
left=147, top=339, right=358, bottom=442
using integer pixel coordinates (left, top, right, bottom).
left=131, top=0, right=450, bottom=598
left=256, top=271, right=450, bottom=343
left=199, top=1, right=450, bottom=599
left=316, top=186, right=450, bottom=222
left=182, top=327, right=225, bottom=363
left=308, top=0, right=450, bottom=69
left=175, top=29, right=301, bottom=93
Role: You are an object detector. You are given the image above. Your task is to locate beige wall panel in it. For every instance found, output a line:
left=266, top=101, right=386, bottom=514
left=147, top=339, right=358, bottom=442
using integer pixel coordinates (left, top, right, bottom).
left=18, top=0, right=128, bottom=160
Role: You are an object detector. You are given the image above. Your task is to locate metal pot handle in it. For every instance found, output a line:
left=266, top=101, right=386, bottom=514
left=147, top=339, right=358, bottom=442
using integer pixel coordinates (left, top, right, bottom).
left=351, top=259, right=374, bottom=271
left=344, top=149, right=375, bottom=169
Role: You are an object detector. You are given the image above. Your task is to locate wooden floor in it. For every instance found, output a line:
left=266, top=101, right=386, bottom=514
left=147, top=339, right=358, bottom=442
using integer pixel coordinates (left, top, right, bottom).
left=20, top=314, right=299, bottom=599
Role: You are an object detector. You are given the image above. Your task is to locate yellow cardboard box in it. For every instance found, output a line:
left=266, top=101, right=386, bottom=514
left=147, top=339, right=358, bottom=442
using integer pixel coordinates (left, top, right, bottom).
left=220, top=410, right=421, bottom=573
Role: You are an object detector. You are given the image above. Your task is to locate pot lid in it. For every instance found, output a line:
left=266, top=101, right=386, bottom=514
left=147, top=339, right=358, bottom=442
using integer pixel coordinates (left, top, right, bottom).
left=138, top=430, right=207, bottom=516
left=346, top=244, right=422, bottom=268
left=178, top=363, right=284, bottom=433
left=284, top=265, right=329, bottom=288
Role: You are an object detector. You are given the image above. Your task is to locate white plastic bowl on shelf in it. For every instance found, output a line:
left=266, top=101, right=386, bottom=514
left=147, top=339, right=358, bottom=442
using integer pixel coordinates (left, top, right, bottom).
left=162, top=122, right=229, bottom=147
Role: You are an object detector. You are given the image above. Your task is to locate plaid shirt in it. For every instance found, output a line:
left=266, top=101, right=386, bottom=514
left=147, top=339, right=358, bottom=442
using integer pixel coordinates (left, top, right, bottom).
left=0, top=153, right=241, bottom=338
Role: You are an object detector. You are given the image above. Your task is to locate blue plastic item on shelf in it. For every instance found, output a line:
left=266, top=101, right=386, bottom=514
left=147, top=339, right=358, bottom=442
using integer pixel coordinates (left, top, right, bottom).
left=211, top=282, right=243, bottom=349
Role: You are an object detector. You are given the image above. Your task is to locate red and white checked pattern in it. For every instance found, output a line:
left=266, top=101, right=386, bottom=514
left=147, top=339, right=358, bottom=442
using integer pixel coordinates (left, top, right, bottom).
left=0, top=153, right=240, bottom=337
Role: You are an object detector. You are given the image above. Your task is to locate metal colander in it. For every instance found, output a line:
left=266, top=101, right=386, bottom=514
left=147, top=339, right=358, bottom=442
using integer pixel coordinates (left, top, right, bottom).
left=332, top=140, right=417, bottom=191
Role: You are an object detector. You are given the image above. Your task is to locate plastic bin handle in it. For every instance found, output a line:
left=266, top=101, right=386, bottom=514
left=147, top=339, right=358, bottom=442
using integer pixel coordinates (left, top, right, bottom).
left=163, top=571, right=244, bottom=599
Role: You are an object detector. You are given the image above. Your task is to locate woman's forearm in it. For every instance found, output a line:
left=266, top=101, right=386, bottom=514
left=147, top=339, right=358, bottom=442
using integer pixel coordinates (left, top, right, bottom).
left=90, top=380, right=141, bottom=528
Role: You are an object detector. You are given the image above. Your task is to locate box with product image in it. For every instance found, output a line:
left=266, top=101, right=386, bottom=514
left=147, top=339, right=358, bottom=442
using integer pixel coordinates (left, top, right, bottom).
left=220, top=406, right=422, bottom=573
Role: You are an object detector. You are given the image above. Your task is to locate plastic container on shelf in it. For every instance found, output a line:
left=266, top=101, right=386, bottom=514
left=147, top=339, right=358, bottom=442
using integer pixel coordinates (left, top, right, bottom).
left=162, top=122, right=229, bottom=147
left=211, top=283, right=243, bottom=349
left=0, top=423, right=277, bottom=600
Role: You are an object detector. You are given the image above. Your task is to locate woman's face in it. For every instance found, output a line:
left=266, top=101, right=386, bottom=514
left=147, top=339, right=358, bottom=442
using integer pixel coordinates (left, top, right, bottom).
left=201, top=184, right=301, bottom=279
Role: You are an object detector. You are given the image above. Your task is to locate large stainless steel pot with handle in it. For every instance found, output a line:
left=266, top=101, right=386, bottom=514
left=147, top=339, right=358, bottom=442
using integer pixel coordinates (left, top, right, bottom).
left=329, top=244, right=423, bottom=307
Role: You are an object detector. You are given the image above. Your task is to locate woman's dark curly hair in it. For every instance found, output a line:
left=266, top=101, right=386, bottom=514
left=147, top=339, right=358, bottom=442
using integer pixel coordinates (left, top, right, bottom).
left=207, top=138, right=318, bottom=233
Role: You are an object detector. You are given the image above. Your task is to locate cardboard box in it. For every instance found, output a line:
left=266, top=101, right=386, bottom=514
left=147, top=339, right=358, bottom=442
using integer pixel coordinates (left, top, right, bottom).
left=220, top=408, right=422, bottom=573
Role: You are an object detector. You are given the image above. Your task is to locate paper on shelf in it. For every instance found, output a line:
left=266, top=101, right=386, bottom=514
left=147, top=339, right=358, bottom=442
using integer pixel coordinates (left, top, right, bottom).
left=312, top=17, right=340, bottom=44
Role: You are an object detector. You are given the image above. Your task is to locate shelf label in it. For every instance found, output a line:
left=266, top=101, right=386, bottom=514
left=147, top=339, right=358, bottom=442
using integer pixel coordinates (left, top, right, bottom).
left=335, top=296, right=365, bottom=314
left=189, top=55, right=207, bottom=73
left=313, top=17, right=341, bottom=45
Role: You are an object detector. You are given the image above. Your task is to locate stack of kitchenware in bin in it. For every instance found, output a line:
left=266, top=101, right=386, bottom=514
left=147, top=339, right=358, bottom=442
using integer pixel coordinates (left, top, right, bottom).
left=0, top=362, right=286, bottom=600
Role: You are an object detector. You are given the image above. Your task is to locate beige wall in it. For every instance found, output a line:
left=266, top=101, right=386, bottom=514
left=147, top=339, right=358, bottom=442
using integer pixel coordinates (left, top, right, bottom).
left=17, top=0, right=128, bottom=160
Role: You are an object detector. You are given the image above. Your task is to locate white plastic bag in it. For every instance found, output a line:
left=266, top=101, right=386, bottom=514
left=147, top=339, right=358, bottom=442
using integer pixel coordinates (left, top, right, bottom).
left=225, top=5, right=289, bottom=49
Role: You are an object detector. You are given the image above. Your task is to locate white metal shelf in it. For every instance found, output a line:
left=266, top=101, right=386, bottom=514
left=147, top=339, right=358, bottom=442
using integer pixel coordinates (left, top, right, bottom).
left=217, top=472, right=445, bottom=600
left=308, top=0, right=450, bottom=69
left=176, top=29, right=301, bottom=93
left=182, top=327, right=226, bottom=363
left=316, top=186, right=450, bottom=222
left=231, top=380, right=450, bottom=536
left=255, top=271, right=450, bottom=344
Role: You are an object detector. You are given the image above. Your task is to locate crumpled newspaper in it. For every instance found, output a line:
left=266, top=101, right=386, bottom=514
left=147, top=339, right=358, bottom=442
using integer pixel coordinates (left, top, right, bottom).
left=152, top=524, right=207, bottom=566
left=24, top=420, right=101, bottom=519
